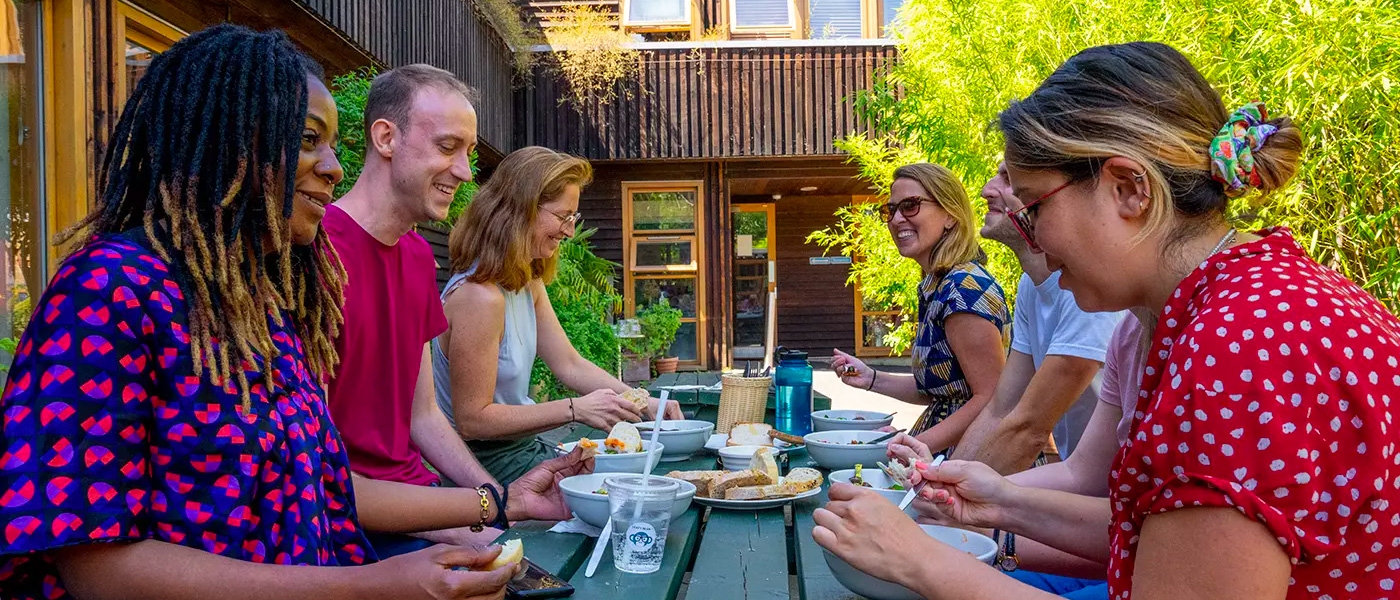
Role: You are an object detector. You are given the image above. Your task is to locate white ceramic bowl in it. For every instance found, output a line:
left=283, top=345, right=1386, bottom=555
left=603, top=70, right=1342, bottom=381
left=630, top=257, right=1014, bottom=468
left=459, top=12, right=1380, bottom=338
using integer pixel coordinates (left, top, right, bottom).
left=803, top=430, right=890, bottom=470
left=557, top=473, right=696, bottom=529
left=828, top=468, right=909, bottom=505
left=560, top=439, right=664, bottom=473
left=717, top=444, right=771, bottom=471
left=823, top=524, right=997, bottom=600
left=637, top=420, right=715, bottom=462
left=811, top=409, right=895, bottom=432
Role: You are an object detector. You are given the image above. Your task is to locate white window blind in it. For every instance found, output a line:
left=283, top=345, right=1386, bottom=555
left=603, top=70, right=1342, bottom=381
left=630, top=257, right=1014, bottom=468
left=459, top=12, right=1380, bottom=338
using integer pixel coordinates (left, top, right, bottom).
left=733, top=0, right=793, bottom=28
left=809, top=0, right=862, bottom=38
left=625, top=0, right=690, bottom=26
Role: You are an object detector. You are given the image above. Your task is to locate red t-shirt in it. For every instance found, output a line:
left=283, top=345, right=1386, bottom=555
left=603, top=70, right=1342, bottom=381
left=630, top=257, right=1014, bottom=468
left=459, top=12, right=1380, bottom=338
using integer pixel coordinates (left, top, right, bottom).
left=1109, top=228, right=1400, bottom=599
left=324, top=205, right=448, bottom=486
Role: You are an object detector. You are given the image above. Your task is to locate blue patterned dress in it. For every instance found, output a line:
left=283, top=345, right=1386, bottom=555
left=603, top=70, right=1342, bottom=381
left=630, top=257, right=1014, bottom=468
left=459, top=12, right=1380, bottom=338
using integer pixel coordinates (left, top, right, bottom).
left=0, top=233, right=374, bottom=599
left=909, top=262, right=1011, bottom=435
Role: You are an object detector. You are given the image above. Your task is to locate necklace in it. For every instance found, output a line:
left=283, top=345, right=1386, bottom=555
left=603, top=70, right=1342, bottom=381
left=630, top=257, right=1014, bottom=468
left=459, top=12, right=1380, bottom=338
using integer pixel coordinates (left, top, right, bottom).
left=1207, top=229, right=1237, bottom=258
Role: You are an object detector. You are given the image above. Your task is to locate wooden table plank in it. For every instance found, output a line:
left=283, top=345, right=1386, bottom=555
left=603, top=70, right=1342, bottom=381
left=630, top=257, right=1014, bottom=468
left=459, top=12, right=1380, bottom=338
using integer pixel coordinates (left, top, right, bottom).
left=565, top=453, right=715, bottom=596
left=688, top=507, right=792, bottom=600
left=792, top=485, right=863, bottom=600
left=566, top=508, right=703, bottom=598
left=498, top=521, right=593, bottom=580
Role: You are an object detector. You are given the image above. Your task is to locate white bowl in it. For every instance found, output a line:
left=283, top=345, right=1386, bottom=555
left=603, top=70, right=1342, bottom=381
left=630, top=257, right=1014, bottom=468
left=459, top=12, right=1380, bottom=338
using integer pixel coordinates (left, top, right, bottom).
left=557, top=473, right=696, bottom=529
left=812, top=409, right=895, bottom=432
left=803, top=430, right=890, bottom=470
left=823, top=524, right=997, bottom=600
left=560, top=439, right=665, bottom=473
left=637, top=420, right=715, bottom=462
left=828, top=468, right=909, bottom=505
left=717, top=445, right=771, bottom=471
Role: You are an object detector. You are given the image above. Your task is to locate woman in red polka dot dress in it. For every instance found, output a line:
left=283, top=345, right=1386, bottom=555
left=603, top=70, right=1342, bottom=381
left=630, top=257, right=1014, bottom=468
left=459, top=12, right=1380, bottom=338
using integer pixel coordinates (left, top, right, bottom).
left=812, top=42, right=1399, bottom=599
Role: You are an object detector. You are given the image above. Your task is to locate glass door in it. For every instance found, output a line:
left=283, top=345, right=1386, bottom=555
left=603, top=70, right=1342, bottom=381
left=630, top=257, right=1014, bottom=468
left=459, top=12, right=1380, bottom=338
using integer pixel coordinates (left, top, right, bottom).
left=2, top=0, right=45, bottom=386
left=731, top=204, right=774, bottom=364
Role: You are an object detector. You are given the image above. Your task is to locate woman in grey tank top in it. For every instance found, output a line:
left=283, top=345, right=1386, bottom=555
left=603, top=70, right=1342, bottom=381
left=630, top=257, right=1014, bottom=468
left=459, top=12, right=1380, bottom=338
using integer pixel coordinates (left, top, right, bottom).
left=432, top=147, right=682, bottom=484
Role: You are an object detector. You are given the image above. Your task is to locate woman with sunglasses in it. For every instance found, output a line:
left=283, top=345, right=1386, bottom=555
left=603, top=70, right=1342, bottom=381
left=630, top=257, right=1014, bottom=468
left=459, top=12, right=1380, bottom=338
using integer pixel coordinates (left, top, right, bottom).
left=813, top=42, right=1398, bottom=599
left=831, top=163, right=1011, bottom=454
left=432, top=146, right=682, bottom=485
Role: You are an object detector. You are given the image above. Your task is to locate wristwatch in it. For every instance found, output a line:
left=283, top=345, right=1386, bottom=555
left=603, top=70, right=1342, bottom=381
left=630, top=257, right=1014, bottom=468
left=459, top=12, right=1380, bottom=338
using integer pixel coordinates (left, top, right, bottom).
left=997, top=531, right=1019, bottom=572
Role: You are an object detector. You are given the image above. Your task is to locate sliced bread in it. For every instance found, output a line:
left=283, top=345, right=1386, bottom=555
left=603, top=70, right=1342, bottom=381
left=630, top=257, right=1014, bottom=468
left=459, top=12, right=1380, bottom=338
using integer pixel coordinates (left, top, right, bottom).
left=750, top=447, right=780, bottom=483
left=781, top=467, right=823, bottom=493
left=727, top=422, right=774, bottom=447
left=724, top=484, right=797, bottom=501
left=665, top=470, right=725, bottom=498
left=709, top=469, right=773, bottom=498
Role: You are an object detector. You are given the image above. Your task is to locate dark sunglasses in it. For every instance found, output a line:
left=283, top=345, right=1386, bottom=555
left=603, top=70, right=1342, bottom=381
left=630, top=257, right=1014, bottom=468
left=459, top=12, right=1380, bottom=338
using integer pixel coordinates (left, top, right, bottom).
left=877, top=196, right=939, bottom=223
left=1007, top=179, right=1078, bottom=253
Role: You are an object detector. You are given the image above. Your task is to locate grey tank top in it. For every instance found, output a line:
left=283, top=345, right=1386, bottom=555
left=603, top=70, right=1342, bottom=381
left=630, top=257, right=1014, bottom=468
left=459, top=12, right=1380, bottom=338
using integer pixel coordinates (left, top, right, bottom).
left=432, top=269, right=539, bottom=431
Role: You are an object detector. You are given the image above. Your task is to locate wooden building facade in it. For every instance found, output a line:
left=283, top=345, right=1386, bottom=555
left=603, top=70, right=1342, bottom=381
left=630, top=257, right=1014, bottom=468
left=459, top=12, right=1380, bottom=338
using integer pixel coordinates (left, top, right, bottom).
left=524, top=40, right=899, bottom=368
left=3, top=0, right=899, bottom=381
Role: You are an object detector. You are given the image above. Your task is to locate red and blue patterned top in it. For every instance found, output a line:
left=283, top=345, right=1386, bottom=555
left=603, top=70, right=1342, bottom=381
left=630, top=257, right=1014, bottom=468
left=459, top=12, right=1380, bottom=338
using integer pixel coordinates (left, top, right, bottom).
left=0, top=234, right=374, bottom=599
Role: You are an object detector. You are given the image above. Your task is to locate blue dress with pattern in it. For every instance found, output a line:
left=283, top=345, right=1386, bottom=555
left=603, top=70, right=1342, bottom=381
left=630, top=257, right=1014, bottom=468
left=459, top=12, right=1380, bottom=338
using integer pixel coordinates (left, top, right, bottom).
left=909, top=262, right=1011, bottom=435
left=0, top=233, right=374, bottom=599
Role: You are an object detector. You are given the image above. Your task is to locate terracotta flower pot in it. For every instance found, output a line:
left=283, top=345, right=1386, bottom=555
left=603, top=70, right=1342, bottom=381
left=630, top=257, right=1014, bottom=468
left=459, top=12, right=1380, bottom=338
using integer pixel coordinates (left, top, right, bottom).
left=653, top=356, right=680, bottom=374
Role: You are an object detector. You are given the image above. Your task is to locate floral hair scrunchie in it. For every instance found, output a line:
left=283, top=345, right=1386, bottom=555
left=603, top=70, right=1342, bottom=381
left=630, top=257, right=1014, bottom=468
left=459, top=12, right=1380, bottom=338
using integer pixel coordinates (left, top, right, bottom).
left=1209, top=101, right=1279, bottom=194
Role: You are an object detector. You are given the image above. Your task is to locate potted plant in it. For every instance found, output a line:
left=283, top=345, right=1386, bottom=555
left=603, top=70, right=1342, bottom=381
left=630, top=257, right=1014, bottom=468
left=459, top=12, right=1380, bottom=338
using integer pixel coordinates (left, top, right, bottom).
left=623, top=299, right=683, bottom=375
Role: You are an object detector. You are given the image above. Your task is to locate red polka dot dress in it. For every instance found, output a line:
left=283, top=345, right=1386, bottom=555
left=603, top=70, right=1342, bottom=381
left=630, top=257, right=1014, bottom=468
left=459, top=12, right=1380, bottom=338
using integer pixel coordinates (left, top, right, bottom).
left=1108, top=228, right=1400, bottom=599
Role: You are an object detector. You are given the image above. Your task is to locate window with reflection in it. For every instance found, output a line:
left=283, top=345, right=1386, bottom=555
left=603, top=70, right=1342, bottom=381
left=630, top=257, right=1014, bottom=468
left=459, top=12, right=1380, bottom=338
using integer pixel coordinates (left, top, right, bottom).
left=1, top=0, right=44, bottom=385
left=624, top=184, right=705, bottom=366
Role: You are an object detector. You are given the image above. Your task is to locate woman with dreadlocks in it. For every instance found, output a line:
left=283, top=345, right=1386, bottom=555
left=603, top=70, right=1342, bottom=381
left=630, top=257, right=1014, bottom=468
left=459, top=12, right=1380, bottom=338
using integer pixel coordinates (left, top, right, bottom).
left=0, top=25, right=520, bottom=599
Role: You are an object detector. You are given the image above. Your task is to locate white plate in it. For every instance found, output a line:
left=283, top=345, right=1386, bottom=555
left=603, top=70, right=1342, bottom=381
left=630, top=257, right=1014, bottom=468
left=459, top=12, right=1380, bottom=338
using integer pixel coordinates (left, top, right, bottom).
left=704, top=433, right=794, bottom=453
left=692, top=486, right=821, bottom=510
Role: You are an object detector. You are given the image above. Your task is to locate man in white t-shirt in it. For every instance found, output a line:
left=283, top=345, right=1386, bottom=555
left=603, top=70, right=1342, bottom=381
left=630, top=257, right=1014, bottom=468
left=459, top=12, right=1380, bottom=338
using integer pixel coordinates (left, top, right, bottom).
left=948, top=163, right=1127, bottom=474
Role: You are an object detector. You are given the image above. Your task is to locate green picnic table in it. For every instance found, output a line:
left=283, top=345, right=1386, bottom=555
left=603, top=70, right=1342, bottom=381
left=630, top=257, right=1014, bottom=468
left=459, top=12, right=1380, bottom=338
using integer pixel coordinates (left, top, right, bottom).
left=501, top=374, right=857, bottom=600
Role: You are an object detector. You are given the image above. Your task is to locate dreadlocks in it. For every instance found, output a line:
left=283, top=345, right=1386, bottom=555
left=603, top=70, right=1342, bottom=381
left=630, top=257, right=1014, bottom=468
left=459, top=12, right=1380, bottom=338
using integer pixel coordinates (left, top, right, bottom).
left=57, top=24, right=346, bottom=413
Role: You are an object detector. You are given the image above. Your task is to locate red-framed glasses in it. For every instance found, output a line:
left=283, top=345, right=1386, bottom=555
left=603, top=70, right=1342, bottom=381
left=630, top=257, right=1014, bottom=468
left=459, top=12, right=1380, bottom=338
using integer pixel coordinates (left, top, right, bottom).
left=1008, top=179, right=1077, bottom=253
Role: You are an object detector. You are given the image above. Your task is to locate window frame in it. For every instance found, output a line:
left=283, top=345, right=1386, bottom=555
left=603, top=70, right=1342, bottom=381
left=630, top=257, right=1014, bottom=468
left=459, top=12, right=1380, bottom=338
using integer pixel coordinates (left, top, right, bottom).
left=629, top=235, right=699, bottom=272
left=622, top=181, right=707, bottom=368
left=112, top=2, right=183, bottom=106
left=729, top=0, right=799, bottom=34
left=621, top=0, right=694, bottom=32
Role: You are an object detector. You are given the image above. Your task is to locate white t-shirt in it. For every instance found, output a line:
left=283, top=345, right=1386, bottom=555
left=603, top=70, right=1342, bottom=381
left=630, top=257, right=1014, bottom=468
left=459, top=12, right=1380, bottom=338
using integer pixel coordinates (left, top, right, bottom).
left=1009, top=272, right=1126, bottom=458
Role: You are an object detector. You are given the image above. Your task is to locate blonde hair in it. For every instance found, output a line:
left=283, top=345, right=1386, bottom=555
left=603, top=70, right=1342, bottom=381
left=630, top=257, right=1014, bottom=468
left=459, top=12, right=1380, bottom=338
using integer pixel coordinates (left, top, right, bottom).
left=448, top=146, right=593, bottom=291
left=998, top=42, right=1301, bottom=248
left=891, top=163, right=983, bottom=277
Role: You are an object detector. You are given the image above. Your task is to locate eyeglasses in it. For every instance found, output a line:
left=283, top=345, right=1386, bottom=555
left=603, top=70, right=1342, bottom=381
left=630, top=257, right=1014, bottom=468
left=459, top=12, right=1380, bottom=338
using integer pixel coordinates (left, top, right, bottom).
left=877, top=196, right=939, bottom=223
left=1007, top=179, right=1077, bottom=253
left=541, top=207, right=582, bottom=233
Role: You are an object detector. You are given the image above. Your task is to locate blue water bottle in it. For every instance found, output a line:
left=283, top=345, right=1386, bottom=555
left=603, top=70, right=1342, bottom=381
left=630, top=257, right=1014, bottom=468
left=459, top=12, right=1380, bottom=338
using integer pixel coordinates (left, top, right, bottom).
left=773, top=346, right=813, bottom=436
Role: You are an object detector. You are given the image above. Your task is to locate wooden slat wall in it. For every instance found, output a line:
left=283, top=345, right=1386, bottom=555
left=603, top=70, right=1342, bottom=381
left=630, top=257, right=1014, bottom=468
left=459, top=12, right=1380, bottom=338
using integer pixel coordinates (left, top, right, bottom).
left=770, top=194, right=856, bottom=355
left=296, top=0, right=518, bottom=159
left=519, top=43, right=896, bottom=160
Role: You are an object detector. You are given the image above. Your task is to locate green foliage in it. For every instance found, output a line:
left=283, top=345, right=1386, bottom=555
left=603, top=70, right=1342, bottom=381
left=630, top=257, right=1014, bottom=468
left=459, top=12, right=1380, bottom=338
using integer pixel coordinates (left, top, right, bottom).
left=530, top=229, right=626, bottom=401
left=816, top=0, right=1400, bottom=354
left=549, top=229, right=624, bottom=316
left=0, top=337, right=17, bottom=375
left=622, top=299, right=683, bottom=360
left=329, top=68, right=478, bottom=227
left=529, top=299, right=621, bottom=402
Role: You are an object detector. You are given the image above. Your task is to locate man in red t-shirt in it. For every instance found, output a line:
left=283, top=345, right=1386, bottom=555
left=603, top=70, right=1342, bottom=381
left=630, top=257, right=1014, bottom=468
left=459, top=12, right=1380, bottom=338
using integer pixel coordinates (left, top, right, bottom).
left=326, top=64, right=586, bottom=556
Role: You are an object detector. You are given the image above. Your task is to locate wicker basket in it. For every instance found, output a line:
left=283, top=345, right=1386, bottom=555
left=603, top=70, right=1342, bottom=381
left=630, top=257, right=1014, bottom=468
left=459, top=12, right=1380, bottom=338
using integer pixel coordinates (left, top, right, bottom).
left=717, top=375, right=771, bottom=434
